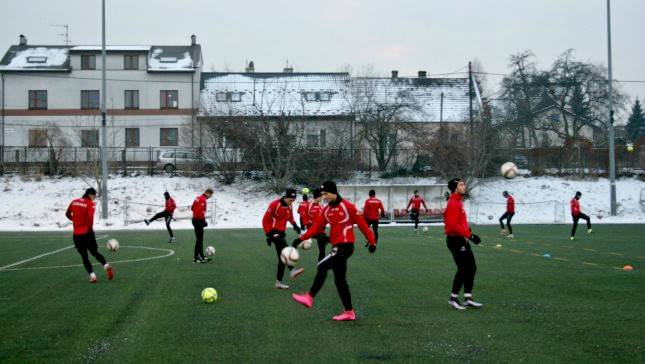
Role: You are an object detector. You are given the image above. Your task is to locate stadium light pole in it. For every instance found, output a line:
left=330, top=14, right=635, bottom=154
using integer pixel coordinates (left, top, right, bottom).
left=100, top=0, right=108, bottom=219
left=606, top=0, right=617, bottom=216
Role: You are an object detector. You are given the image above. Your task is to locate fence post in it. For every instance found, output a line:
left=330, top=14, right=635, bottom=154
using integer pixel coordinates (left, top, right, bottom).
left=124, top=199, right=128, bottom=226
left=149, top=146, right=154, bottom=176
left=121, top=149, right=127, bottom=176
left=74, top=147, right=77, bottom=174
left=0, top=144, right=4, bottom=175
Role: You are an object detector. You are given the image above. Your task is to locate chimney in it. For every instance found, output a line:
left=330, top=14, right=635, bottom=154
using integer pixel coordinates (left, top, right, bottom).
left=19, top=34, right=27, bottom=46
left=391, top=70, right=399, bottom=79
left=245, top=60, right=255, bottom=73
left=190, top=34, right=197, bottom=45
left=418, top=70, right=427, bottom=79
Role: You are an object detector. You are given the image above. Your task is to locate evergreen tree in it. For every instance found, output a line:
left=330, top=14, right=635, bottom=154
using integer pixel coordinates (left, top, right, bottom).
left=626, top=98, right=644, bottom=141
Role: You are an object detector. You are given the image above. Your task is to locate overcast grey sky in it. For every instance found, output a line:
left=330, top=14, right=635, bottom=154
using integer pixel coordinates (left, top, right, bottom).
left=1, top=0, right=643, bottom=112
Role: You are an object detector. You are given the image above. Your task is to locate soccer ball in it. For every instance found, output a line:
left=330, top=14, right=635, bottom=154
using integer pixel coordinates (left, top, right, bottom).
left=201, top=287, right=218, bottom=303
left=422, top=227, right=429, bottom=232
left=500, top=162, right=518, bottom=179
left=300, top=239, right=312, bottom=250
left=106, top=239, right=119, bottom=252
left=280, top=247, right=300, bottom=265
left=205, top=246, right=216, bottom=257
left=302, top=187, right=310, bottom=194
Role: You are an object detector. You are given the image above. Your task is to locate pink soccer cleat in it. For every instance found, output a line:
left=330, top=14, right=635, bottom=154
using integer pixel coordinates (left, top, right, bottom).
left=292, top=292, right=314, bottom=308
left=332, top=310, right=356, bottom=321
left=106, top=265, right=114, bottom=281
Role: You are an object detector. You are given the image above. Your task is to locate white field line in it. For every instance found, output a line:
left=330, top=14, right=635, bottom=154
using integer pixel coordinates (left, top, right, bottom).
left=0, top=235, right=108, bottom=271
left=0, top=245, right=175, bottom=271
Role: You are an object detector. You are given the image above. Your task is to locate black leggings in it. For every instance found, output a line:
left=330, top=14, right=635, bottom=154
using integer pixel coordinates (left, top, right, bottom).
left=446, top=236, right=477, bottom=295
left=410, top=210, right=420, bottom=229
left=73, top=230, right=107, bottom=274
left=150, top=211, right=174, bottom=238
left=314, top=233, right=330, bottom=262
left=310, top=243, right=354, bottom=311
left=571, top=213, right=591, bottom=236
left=366, top=219, right=379, bottom=242
left=192, top=218, right=206, bottom=259
left=499, top=212, right=514, bottom=234
left=270, top=232, right=288, bottom=281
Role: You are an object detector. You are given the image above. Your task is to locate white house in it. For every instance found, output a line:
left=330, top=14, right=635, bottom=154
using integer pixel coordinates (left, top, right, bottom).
left=0, top=34, right=202, bottom=151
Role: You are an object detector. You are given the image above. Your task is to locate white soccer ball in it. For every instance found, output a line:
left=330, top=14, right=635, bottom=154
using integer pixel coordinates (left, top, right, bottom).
left=280, top=247, right=300, bottom=265
left=205, top=246, right=216, bottom=257
left=106, top=238, right=119, bottom=252
left=300, top=239, right=312, bottom=250
left=422, top=227, right=429, bottom=232
left=500, top=162, right=518, bottom=179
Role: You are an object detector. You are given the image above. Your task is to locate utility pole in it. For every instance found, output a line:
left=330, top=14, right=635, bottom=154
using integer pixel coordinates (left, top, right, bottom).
left=51, top=24, right=70, bottom=45
left=607, top=0, right=617, bottom=215
left=468, top=61, right=473, bottom=135
left=100, top=0, right=108, bottom=219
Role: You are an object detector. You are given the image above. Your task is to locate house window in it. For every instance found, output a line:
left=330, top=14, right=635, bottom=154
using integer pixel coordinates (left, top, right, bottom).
left=28, top=90, right=47, bottom=110
left=304, top=92, right=332, bottom=102
left=216, top=92, right=227, bottom=102
left=81, top=90, right=100, bottom=109
left=125, top=128, right=140, bottom=147
left=27, top=56, right=47, bottom=63
left=29, top=129, right=48, bottom=147
left=81, top=55, right=96, bottom=70
left=319, top=92, right=331, bottom=102
left=307, top=134, right=319, bottom=147
left=124, top=90, right=139, bottom=109
left=215, top=92, right=242, bottom=102
left=81, top=130, right=99, bottom=147
left=230, top=92, right=242, bottom=102
left=160, top=128, right=178, bottom=146
left=305, top=92, right=317, bottom=102
left=160, top=90, right=178, bottom=109
left=124, top=55, right=139, bottom=70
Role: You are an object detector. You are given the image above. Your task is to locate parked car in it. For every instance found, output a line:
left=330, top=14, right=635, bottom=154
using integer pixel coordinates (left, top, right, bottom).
left=157, top=150, right=215, bottom=173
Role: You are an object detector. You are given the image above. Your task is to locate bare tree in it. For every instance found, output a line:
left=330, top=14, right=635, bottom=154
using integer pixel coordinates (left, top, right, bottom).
left=44, top=124, right=70, bottom=175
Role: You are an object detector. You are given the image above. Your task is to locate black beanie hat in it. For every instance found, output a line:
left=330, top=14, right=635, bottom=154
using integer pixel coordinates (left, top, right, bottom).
left=320, top=181, right=338, bottom=195
left=284, top=188, right=297, bottom=199
left=164, top=191, right=170, bottom=198
left=575, top=191, right=582, bottom=197
left=503, top=190, right=509, bottom=196
left=448, top=178, right=461, bottom=193
left=369, top=189, right=376, bottom=197
left=84, top=187, right=97, bottom=197
left=302, top=194, right=309, bottom=201
left=312, top=188, right=322, bottom=199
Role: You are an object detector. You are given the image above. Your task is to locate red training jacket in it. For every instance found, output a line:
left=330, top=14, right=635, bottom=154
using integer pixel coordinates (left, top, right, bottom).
left=297, top=201, right=311, bottom=226
left=506, top=195, right=515, bottom=214
left=571, top=198, right=580, bottom=216
left=443, top=193, right=471, bottom=238
left=306, top=201, right=326, bottom=235
left=300, top=197, right=375, bottom=246
left=65, top=197, right=95, bottom=235
left=262, top=198, right=297, bottom=233
left=407, top=196, right=427, bottom=211
left=165, top=197, right=177, bottom=214
left=192, top=194, right=208, bottom=220
left=363, top=197, right=385, bottom=221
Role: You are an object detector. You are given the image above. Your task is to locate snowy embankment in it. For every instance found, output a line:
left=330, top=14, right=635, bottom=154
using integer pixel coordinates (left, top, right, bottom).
left=0, top=175, right=643, bottom=232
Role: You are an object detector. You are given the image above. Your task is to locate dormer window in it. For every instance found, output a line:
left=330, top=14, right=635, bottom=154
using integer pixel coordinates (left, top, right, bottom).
left=159, top=57, right=177, bottom=63
left=304, top=91, right=332, bottom=102
left=27, top=56, right=47, bottom=63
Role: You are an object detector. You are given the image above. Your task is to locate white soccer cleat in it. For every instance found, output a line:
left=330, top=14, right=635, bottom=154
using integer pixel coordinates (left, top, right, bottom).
left=169, top=237, right=176, bottom=243
left=464, top=299, right=484, bottom=308
left=587, top=229, right=593, bottom=234
left=448, top=299, right=466, bottom=310
left=507, top=234, right=514, bottom=238
left=274, top=281, right=290, bottom=290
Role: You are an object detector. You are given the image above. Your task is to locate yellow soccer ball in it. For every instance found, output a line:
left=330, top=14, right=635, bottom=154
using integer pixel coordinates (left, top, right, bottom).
left=302, top=187, right=310, bottom=195
left=201, top=287, right=218, bottom=303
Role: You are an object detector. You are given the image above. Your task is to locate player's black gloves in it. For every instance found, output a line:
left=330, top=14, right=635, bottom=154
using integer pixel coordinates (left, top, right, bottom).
left=292, top=223, right=302, bottom=235
left=368, top=244, right=377, bottom=253
left=292, top=238, right=302, bottom=248
left=266, top=230, right=279, bottom=246
left=469, top=234, right=481, bottom=245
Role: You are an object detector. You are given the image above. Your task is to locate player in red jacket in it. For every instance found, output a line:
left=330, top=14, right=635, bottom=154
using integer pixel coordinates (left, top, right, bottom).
left=363, top=189, right=385, bottom=243
left=191, top=188, right=213, bottom=263
left=444, top=178, right=483, bottom=310
left=407, top=190, right=428, bottom=232
left=291, top=181, right=377, bottom=321
left=145, top=191, right=177, bottom=243
left=65, top=187, right=113, bottom=283
left=308, top=188, right=330, bottom=262
left=297, top=194, right=311, bottom=231
left=570, top=191, right=592, bottom=240
left=262, top=188, right=303, bottom=289
left=499, top=191, right=515, bottom=238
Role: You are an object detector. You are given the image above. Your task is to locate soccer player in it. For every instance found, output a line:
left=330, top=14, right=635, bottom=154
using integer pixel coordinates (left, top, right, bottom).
left=65, top=187, right=113, bottom=283
left=444, top=178, right=483, bottom=310
left=570, top=191, right=592, bottom=240
left=307, top=188, right=330, bottom=262
left=291, top=181, right=377, bottom=321
left=191, top=188, right=213, bottom=263
left=262, top=188, right=303, bottom=289
left=407, top=190, right=428, bottom=232
left=144, top=191, right=177, bottom=243
left=297, top=194, right=311, bottom=232
left=363, top=189, right=385, bottom=243
left=499, top=191, right=515, bottom=238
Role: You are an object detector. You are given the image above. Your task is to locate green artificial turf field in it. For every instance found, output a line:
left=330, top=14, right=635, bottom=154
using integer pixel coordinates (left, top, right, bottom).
left=0, top=225, right=643, bottom=363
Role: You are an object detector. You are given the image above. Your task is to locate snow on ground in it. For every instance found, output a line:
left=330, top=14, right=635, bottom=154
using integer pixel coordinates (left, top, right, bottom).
left=0, top=175, right=643, bottom=232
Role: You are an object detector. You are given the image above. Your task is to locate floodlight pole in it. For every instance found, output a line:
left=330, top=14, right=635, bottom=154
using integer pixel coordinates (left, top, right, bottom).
left=100, top=0, right=108, bottom=219
left=607, top=0, right=617, bottom=216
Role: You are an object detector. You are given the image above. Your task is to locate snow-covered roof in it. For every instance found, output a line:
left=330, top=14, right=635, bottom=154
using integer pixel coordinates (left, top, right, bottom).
left=70, top=45, right=151, bottom=52
left=148, top=46, right=198, bottom=72
left=199, top=72, right=351, bottom=117
left=0, top=46, right=71, bottom=72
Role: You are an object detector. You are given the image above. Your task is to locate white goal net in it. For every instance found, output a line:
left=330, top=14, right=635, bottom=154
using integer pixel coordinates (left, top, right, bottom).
left=467, top=200, right=566, bottom=225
